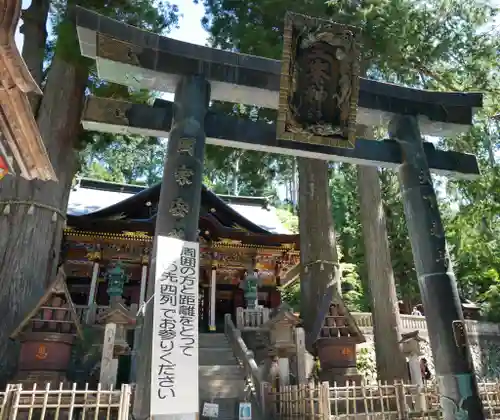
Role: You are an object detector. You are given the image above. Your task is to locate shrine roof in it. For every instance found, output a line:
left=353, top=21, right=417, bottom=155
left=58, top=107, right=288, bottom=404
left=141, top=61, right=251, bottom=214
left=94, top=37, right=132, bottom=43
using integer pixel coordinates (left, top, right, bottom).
left=67, top=178, right=298, bottom=244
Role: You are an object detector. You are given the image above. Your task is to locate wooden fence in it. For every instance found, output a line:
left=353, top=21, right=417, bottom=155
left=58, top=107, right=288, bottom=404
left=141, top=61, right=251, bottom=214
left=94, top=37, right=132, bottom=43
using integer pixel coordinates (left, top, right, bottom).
left=263, top=380, right=500, bottom=419
left=0, top=383, right=131, bottom=420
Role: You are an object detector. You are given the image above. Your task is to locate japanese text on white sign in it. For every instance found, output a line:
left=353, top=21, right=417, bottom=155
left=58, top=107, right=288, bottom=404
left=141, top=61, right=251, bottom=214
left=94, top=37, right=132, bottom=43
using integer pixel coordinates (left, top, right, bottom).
left=150, top=237, right=199, bottom=416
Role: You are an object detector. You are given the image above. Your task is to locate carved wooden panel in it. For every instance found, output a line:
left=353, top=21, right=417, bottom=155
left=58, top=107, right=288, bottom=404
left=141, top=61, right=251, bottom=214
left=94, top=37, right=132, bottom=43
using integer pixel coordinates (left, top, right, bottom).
left=277, top=12, right=361, bottom=148
left=317, top=342, right=357, bottom=370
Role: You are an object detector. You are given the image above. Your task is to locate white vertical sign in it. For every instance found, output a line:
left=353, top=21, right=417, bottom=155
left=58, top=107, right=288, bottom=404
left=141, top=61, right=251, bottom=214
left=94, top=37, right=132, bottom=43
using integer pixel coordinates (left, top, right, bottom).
left=151, top=236, right=199, bottom=416
left=100, top=323, right=116, bottom=388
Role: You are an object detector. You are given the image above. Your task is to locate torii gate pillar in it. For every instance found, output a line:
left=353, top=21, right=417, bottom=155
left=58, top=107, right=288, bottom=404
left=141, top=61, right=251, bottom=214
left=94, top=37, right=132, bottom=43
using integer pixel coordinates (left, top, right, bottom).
left=133, top=75, right=210, bottom=420
left=390, top=115, right=485, bottom=420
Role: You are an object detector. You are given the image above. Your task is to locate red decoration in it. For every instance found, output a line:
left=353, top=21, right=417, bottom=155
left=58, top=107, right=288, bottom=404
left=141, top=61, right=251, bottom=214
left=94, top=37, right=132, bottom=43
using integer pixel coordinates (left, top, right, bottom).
left=0, top=155, right=8, bottom=180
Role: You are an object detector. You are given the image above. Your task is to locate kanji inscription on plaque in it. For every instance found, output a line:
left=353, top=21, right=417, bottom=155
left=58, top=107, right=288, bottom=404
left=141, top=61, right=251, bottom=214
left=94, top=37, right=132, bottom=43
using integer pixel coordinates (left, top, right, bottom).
left=277, top=12, right=361, bottom=148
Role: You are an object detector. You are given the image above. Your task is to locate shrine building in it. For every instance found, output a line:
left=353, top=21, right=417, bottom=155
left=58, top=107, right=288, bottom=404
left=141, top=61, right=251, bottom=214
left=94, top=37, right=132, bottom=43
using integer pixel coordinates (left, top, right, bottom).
left=63, top=178, right=300, bottom=332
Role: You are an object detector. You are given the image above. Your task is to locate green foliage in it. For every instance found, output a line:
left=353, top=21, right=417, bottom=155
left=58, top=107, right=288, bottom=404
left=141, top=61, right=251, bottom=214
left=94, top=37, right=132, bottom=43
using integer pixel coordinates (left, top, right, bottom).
left=341, top=261, right=368, bottom=312
left=76, top=0, right=499, bottom=323
left=330, top=164, right=364, bottom=268
left=80, top=136, right=166, bottom=185
left=275, top=207, right=299, bottom=233
left=357, top=347, right=377, bottom=379
left=197, top=0, right=499, bottom=319
left=282, top=246, right=369, bottom=312
left=66, top=326, right=102, bottom=386
left=42, top=0, right=180, bottom=156
left=281, top=282, right=301, bottom=312
left=203, top=103, right=287, bottom=198
left=440, top=113, right=500, bottom=320
left=379, top=169, right=418, bottom=309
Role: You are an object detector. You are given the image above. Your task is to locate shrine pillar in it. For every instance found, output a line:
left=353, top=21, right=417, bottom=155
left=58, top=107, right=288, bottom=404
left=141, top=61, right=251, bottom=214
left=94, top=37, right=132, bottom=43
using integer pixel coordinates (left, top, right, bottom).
left=86, top=248, right=101, bottom=324
left=139, top=254, right=148, bottom=305
left=390, top=115, right=484, bottom=419
left=133, top=75, right=210, bottom=420
left=209, top=265, right=217, bottom=331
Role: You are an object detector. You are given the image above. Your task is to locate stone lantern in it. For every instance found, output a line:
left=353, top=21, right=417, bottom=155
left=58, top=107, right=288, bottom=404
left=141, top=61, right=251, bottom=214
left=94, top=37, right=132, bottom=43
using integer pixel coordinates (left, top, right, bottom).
left=94, top=261, right=136, bottom=388
left=97, top=306, right=136, bottom=356
left=399, top=330, right=428, bottom=411
left=262, top=304, right=300, bottom=385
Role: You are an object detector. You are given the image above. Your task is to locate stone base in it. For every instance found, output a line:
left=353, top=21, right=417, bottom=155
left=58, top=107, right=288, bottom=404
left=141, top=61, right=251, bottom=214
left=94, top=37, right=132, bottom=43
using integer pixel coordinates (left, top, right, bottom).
left=14, top=370, right=70, bottom=388
left=320, top=367, right=363, bottom=385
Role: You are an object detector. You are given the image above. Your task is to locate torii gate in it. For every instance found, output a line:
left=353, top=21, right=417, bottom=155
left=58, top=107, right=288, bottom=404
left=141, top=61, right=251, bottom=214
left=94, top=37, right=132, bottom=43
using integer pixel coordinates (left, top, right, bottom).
left=75, top=7, right=485, bottom=420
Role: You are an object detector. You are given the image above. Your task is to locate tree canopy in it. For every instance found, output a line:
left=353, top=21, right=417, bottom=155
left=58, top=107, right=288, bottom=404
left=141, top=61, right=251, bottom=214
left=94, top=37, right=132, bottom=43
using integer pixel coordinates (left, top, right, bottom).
left=77, top=0, right=499, bottom=319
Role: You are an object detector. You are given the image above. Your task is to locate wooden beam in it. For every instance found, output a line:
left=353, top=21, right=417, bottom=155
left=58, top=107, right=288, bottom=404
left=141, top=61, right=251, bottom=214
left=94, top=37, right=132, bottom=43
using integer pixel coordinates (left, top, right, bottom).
left=74, top=7, right=483, bottom=137
left=82, top=96, right=480, bottom=179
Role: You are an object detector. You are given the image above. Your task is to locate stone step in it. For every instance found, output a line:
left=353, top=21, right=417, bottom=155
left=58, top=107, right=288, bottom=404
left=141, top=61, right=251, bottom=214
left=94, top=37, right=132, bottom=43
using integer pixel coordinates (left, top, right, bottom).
left=199, top=333, right=229, bottom=348
left=199, top=377, right=247, bottom=399
left=199, top=347, right=237, bottom=366
left=199, top=365, right=243, bottom=380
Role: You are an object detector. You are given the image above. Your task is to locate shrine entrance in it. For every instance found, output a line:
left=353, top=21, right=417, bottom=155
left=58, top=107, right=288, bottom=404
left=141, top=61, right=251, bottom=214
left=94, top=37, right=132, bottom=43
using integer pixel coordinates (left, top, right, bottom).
left=199, top=285, right=242, bottom=332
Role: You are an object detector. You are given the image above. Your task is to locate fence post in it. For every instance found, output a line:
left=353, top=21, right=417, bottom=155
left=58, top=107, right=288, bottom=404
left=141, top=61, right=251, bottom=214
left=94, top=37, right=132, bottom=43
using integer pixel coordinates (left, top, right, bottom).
left=260, top=381, right=271, bottom=416
left=0, top=385, right=12, bottom=420
left=6, top=384, right=21, bottom=420
left=320, top=382, right=330, bottom=420
left=394, top=380, right=409, bottom=420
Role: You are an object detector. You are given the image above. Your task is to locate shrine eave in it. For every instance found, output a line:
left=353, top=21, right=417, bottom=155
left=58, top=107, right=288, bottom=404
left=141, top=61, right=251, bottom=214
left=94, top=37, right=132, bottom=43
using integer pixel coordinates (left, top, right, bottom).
left=82, top=97, right=480, bottom=180
left=75, top=7, right=482, bottom=137
left=63, top=224, right=299, bottom=249
left=67, top=181, right=300, bottom=247
left=71, top=182, right=276, bottom=234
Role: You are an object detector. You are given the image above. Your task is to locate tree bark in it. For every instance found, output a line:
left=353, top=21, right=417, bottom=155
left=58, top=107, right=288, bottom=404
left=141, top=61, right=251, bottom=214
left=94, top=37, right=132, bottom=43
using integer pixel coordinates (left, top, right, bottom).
left=20, top=0, right=51, bottom=110
left=0, top=49, right=88, bottom=381
left=298, top=158, right=340, bottom=336
left=356, top=128, right=408, bottom=382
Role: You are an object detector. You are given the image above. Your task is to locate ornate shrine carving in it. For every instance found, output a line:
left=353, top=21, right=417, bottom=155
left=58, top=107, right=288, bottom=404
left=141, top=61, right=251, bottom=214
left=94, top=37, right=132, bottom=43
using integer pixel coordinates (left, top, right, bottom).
left=277, top=12, right=361, bottom=148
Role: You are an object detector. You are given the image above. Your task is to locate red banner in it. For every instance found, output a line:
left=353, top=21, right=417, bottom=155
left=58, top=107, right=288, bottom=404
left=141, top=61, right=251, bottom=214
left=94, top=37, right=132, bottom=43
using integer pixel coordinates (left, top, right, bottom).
left=0, top=155, right=8, bottom=180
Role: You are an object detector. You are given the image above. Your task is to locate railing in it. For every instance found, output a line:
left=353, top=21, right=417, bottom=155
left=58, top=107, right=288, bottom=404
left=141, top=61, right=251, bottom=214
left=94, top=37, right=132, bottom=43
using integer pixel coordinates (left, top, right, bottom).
left=234, top=307, right=500, bottom=336
left=224, top=313, right=267, bottom=416
left=353, top=312, right=500, bottom=336
left=265, top=380, right=500, bottom=419
left=0, top=383, right=131, bottom=420
left=236, top=306, right=270, bottom=330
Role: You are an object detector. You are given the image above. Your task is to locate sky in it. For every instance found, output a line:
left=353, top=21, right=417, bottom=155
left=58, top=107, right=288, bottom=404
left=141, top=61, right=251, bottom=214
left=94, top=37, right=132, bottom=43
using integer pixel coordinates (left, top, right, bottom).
left=15, top=0, right=208, bottom=103
left=15, top=0, right=209, bottom=53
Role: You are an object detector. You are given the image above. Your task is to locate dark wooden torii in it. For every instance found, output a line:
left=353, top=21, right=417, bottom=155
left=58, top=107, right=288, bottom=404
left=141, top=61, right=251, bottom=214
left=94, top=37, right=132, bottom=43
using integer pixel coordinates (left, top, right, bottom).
left=74, top=7, right=485, bottom=419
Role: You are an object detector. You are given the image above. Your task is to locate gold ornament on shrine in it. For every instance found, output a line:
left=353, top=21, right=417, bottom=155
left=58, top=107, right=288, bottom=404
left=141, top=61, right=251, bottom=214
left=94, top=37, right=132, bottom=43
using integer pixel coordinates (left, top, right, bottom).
left=277, top=12, right=362, bottom=148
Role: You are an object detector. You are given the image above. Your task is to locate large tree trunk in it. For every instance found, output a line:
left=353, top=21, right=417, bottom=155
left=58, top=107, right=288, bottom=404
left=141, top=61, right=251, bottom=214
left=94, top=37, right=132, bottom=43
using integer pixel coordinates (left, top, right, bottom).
left=356, top=128, right=408, bottom=382
left=298, top=158, right=340, bottom=336
left=20, top=0, right=51, bottom=110
left=0, top=42, right=88, bottom=381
